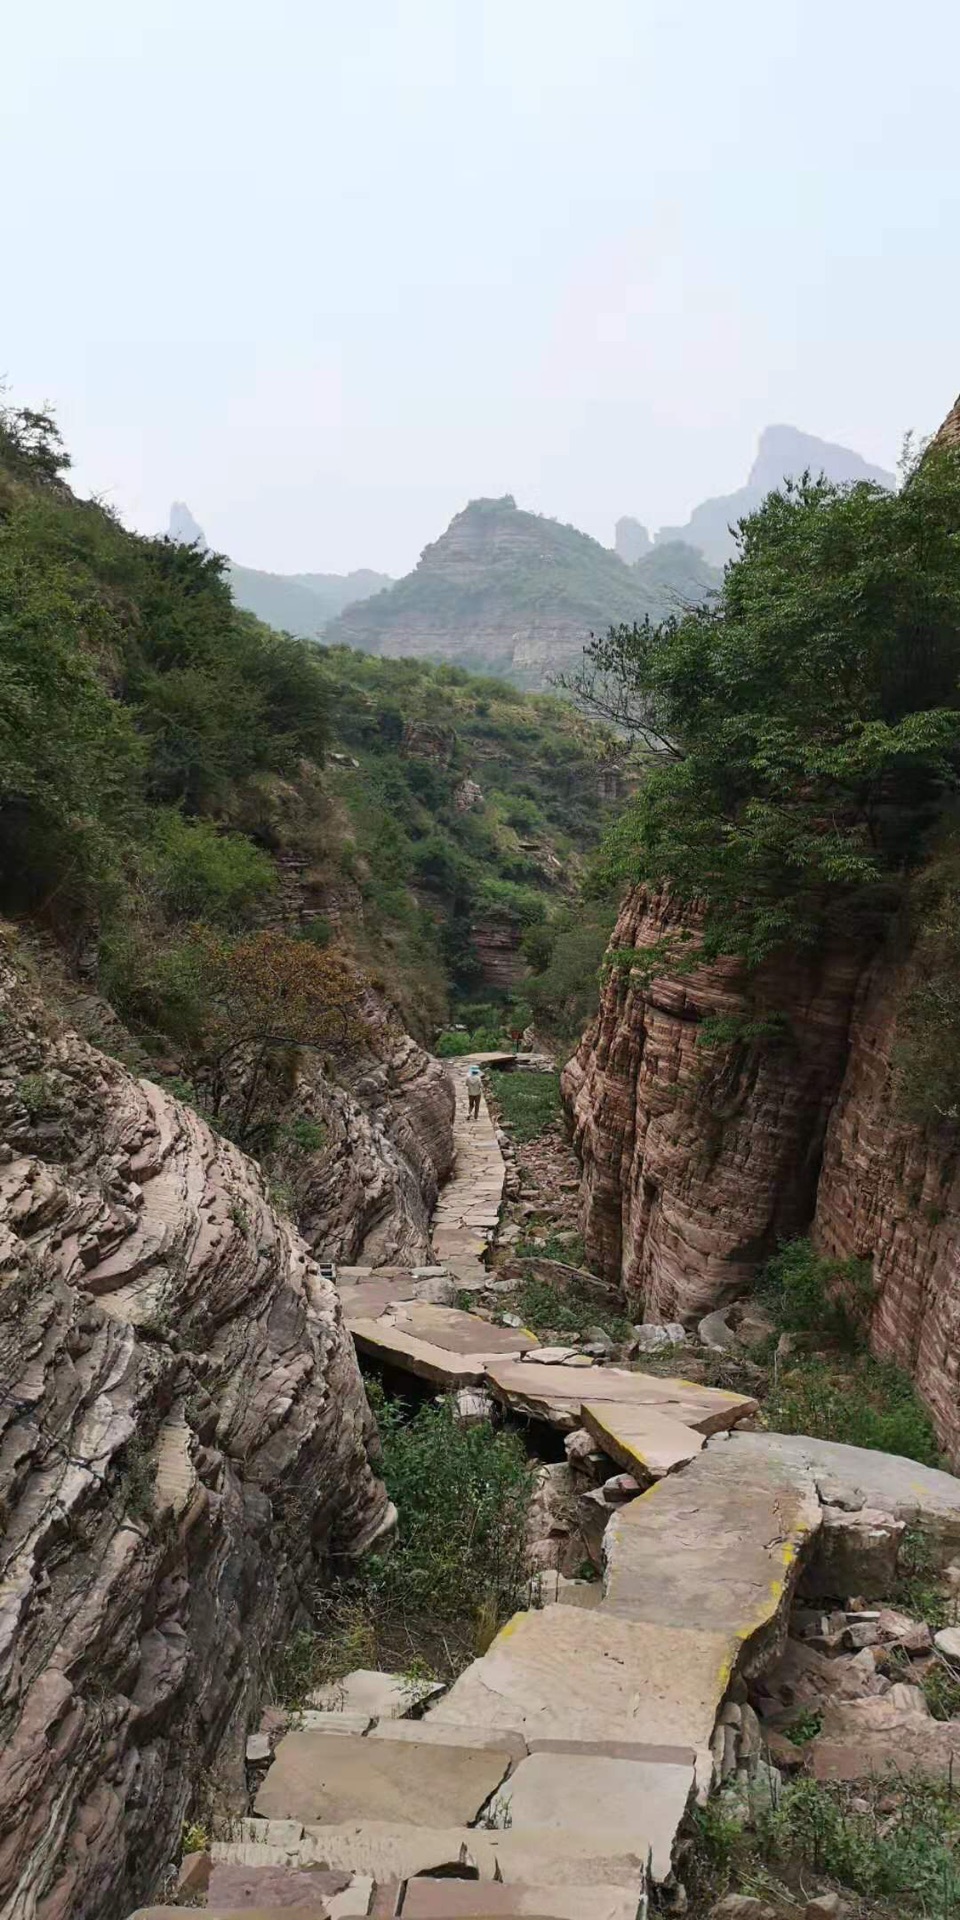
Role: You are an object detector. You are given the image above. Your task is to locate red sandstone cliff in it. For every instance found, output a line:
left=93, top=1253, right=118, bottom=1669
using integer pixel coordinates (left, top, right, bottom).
left=814, top=956, right=960, bottom=1461
left=563, top=887, right=960, bottom=1462
left=563, top=887, right=864, bottom=1321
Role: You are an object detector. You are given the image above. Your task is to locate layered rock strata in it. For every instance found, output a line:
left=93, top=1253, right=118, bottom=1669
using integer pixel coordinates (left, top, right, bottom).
left=563, top=887, right=862, bottom=1321
left=296, top=1006, right=455, bottom=1266
left=0, top=954, right=390, bottom=1920
left=813, top=954, right=960, bottom=1462
left=563, top=885, right=960, bottom=1464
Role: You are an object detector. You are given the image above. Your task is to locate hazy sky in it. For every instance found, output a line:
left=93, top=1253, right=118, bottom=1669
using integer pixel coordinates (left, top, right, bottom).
left=5, top=1, right=959, bottom=575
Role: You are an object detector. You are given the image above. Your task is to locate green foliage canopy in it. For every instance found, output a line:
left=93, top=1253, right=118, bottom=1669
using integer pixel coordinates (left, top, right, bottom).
left=589, top=451, right=960, bottom=965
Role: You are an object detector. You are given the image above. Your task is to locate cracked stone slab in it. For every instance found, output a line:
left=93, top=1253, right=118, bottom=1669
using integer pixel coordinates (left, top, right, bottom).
left=581, top=1402, right=705, bottom=1481
left=293, top=1823, right=647, bottom=1891
left=349, top=1315, right=529, bottom=1389
left=254, top=1730, right=513, bottom=1826
left=491, top=1747, right=694, bottom=1884
left=484, top=1359, right=757, bottom=1434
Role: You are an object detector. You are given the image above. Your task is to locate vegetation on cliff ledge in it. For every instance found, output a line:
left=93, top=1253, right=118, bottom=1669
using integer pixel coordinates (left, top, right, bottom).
left=580, top=444, right=960, bottom=967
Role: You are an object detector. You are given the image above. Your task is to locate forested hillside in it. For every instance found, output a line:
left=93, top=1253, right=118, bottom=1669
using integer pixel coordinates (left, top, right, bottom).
left=324, top=493, right=720, bottom=686
left=0, top=408, right=621, bottom=1078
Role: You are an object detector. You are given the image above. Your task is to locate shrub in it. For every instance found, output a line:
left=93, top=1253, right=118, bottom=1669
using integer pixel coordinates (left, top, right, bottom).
left=764, top=1354, right=941, bottom=1466
left=760, top=1773, right=960, bottom=1913
left=487, top=1069, right=562, bottom=1143
left=147, top=810, right=276, bottom=924
left=357, top=1388, right=533, bottom=1658
left=514, top=1273, right=630, bottom=1342
left=760, top=1238, right=874, bottom=1344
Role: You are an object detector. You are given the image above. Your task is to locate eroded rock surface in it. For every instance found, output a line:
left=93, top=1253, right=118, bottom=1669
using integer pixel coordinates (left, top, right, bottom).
left=0, top=954, right=390, bottom=1920
left=563, top=887, right=861, bottom=1322
left=812, top=954, right=960, bottom=1464
left=295, top=1000, right=455, bottom=1266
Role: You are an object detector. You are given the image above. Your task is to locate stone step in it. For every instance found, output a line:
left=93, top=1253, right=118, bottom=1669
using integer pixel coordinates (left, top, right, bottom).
left=483, top=1358, right=757, bottom=1435
left=400, top=1880, right=643, bottom=1918
left=287, top=1822, right=648, bottom=1893
left=581, top=1401, right=705, bottom=1482
left=254, top=1728, right=516, bottom=1827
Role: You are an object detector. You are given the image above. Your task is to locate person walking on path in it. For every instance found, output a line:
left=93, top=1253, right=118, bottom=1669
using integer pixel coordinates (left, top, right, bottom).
left=466, top=1063, right=483, bottom=1120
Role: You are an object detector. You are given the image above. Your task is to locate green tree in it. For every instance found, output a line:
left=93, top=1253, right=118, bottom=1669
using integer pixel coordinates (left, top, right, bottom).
left=579, top=448, right=960, bottom=966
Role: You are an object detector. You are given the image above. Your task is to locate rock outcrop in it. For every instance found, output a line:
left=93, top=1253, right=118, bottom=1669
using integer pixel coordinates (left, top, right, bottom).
left=295, top=1007, right=455, bottom=1266
left=563, top=886, right=960, bottom=1465
left=0, top=951, right=391, bottom=1920
left=813, top=955, right=960, bottom=1463
left=563, top=888, right=862, bottom=1322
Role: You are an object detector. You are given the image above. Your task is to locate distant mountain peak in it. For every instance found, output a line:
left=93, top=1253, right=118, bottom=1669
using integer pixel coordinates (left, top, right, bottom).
left=615, top=516, right=651, bottom=565
left=748, top=424, right=894, bottom=494
left=651, top=424, right=896, bottom=567
left=168, top=501, right=208, bottom=548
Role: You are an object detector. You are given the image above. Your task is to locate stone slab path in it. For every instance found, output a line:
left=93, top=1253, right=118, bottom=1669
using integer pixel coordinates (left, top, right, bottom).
left=429, top=1058, right=508, bottom=1285
left=131, top=1054, right=960, bottom=1920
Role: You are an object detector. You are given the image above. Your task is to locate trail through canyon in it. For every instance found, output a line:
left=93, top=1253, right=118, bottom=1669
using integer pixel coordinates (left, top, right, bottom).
left=130, top=1055, right=960, bottom=1920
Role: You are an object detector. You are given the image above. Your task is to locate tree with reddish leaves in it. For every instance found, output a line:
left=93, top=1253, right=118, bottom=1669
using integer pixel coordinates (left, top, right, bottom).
left=188, top=927, right=368, bottom=1141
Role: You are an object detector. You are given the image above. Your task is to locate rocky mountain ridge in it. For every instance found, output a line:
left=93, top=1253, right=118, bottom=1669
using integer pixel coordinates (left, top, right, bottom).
left=324, top=494, right=720, bottom=688
left=167, top=504, right=392, bottom=640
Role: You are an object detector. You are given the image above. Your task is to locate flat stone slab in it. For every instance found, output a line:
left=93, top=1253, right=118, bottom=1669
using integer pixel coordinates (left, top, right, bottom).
left=484, top=1359, right=757, bottom=1434
left=401, top=1880, right=642, bottom=1919
left=719, top=1429, right=960, bottom=1560
left=383, top=1302, right=535, bottom=1357
left=205, top=1860, right=361, bottom=1910
left=306, top=1669, right=443, bottom=1720
left=582, top=1402, right=705, bottom=1481
left=295, top=1823, right=647, bottom=1891
left=254, top=1730, right=511, bottom=1827
left=492, top=1748, right=694, bottom=1884
left=427, top=1605, right=739, bottom=1752
left=349, top=1314, right=529, bottom=1390
left=603, top=1436, right=821, bottom=1672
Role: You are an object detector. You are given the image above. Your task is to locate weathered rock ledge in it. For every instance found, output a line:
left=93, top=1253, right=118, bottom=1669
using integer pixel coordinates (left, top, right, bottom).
left=0, top=952, right=391, bottom=1920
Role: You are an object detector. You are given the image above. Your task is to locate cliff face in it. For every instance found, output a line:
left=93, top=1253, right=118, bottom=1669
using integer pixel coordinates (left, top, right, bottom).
left=0, top=954, right=391, bottom=1920
left=563, top=888, right=863, bottom=1321
left=813, top=956, right=960, bottom=1462
left=564, top=886, right=960, bottom=1463
left=296, top=1011, right=456, bottom=1264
